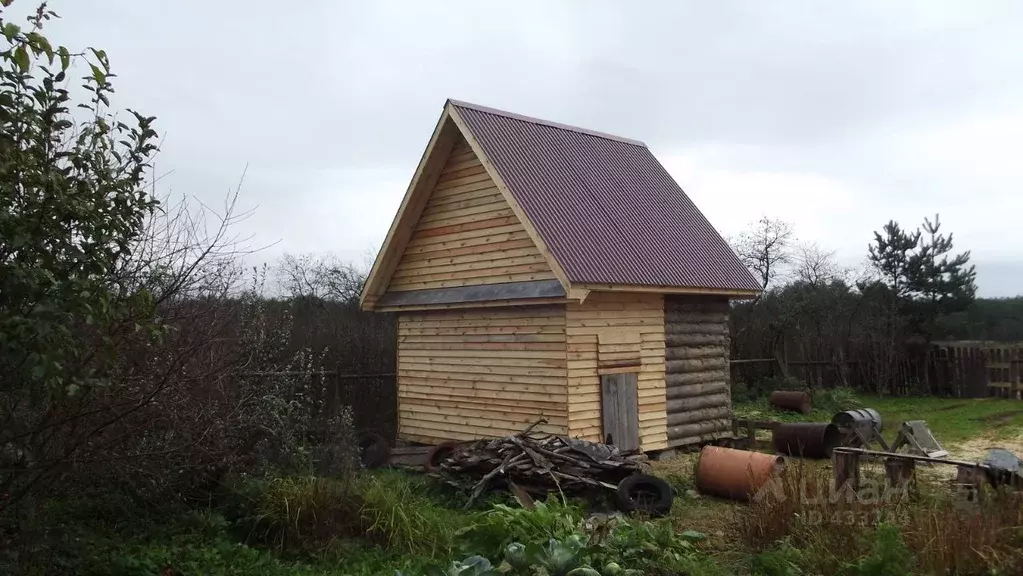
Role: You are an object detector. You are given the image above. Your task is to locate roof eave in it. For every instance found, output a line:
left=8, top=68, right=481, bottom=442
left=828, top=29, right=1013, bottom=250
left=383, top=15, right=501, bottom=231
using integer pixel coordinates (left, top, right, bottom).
left=574, top=282, right=761, bottom=299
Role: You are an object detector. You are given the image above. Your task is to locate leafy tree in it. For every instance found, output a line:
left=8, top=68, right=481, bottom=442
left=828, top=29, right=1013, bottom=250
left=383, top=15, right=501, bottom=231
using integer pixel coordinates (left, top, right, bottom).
left=0, top=4, right=162, bottom=501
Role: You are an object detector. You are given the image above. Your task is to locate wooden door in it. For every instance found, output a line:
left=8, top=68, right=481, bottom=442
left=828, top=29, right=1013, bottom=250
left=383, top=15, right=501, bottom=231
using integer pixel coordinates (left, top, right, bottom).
left=601, top=372, right=640, bottom=452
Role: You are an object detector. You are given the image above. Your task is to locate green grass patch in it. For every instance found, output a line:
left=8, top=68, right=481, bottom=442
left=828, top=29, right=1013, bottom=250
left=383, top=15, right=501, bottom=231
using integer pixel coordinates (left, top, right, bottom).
left=735, top=393, right=1023, bottom=444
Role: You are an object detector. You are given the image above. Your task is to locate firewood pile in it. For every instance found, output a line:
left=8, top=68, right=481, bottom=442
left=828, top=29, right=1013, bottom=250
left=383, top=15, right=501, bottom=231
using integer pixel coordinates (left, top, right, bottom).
left=428, top=420, right=649, bottom=507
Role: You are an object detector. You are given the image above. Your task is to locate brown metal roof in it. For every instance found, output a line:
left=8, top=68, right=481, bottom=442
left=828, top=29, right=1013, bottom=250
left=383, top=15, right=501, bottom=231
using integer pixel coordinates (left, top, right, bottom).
left=449, top=100, right=760, bottom=292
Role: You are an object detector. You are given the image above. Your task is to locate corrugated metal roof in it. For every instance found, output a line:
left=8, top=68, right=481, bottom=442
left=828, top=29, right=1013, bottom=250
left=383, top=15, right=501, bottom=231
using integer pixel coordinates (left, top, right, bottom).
left=449, top=100, right=761, bottom=292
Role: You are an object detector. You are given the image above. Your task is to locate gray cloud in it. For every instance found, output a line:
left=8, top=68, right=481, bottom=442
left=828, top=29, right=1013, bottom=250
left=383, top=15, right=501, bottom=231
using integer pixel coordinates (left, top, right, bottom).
left=18, top=0, right=1022, bottom=296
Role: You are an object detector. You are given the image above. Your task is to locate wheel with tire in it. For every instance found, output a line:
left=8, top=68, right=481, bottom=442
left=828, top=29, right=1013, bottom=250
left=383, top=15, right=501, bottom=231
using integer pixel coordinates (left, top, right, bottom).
left=358, top=432, right=390, bottom=469
left=424, top=441, right=459, bottom=472
left=614, top=474, right=674, bottom=517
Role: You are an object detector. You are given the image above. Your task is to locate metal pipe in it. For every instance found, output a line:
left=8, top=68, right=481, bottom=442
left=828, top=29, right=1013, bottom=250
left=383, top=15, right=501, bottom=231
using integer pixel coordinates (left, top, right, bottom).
left=768, top=390, right=812, bottom=414
left=772, top=422, right=842, bottom=459
left=694, top=446, right=786, bottom=501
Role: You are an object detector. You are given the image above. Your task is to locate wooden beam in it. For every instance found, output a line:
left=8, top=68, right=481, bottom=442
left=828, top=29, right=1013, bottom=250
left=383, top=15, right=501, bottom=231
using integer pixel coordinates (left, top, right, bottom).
left=360, top=109, right=459, bottom=310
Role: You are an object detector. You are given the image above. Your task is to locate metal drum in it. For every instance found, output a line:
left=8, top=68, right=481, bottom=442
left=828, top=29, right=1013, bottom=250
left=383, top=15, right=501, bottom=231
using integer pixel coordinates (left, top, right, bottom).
left=769, top=390, right=812, bottom=414
left=831, top=408, right=883, bottom=432
left=772, top=422, right=842, bottom=459
left=695, top=446, right=786, bottom=501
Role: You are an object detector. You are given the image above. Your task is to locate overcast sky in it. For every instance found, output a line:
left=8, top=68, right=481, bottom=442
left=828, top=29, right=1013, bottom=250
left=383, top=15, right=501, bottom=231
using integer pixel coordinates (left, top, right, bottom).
left=23, top=1, right=1023, bottom=296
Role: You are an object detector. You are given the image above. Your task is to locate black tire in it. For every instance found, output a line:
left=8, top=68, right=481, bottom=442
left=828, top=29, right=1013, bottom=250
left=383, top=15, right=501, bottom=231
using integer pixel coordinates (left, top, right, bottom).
left=358, top=432, right=390, bottom=469
left=424, top=441, right=458, bottom=472
left=615, top=474, right=673, bottom=517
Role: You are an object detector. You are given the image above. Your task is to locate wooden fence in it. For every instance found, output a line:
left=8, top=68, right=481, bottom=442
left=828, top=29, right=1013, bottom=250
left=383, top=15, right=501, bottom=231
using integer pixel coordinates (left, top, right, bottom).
left=934, top=341, right=1022, bottom=398
left=731, top=341, right=1023, bottom=399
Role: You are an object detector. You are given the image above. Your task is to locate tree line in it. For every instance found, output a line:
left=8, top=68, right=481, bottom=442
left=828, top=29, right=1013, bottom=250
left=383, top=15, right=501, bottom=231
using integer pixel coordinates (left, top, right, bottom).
left=729, top=214, right=1020, bottom=396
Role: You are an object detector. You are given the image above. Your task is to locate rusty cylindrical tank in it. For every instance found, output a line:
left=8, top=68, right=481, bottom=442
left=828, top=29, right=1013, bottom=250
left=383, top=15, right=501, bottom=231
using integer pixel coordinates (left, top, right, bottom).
left=772, top=422, right=842, bottom=459
left=694, top=446, right=786, bottom=501
left=769, top=390, right=812, bottom=414
left=831, top=408, right=883, bottom=432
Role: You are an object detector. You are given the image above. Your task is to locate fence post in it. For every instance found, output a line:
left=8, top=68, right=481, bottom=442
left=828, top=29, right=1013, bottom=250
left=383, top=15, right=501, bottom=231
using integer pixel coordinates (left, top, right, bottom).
left=834, top=451, right=860, bottom=492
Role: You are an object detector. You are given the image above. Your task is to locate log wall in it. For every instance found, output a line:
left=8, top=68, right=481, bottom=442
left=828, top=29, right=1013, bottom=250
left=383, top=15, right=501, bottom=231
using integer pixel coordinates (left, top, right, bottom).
left=664, top=295, right=731, bottom=447
left=388, top=136, right=555, bottom=292
left=396, top=305, right=568, bottom=444
left=565, top=292, right=668, bottom=451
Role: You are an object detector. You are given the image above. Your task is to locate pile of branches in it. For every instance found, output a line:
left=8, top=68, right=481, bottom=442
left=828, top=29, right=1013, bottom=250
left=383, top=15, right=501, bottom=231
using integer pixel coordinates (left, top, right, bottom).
left=428, top=420, right=648, bottom=507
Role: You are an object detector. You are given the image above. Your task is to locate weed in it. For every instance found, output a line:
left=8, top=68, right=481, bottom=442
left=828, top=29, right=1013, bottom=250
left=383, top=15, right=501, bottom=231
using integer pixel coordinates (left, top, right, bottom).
left=749, top=539, right=804, bottom=576
left=736, top=459, right=1023, bottom=575
left=254, top=475, right=355, bottom=551
left=843, top=523, right=914, bottom=576
left=813, top=387, right=863, bottom=413
left=355, top=470, right=460, bottom=555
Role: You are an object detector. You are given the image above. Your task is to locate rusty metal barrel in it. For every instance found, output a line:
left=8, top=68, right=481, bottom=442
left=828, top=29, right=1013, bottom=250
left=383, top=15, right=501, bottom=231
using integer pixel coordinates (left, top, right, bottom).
left=768, top=390, right=812, bottom=414
left=831, top=408, right=883, bottom=432
left=694, top=446, right=786, bottom=501
left=771, top=422, right=842, bottom=459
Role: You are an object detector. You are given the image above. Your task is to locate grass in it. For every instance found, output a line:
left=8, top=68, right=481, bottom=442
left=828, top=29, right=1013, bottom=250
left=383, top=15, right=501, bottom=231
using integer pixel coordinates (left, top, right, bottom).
left=734, top=390, right=1023, bottom=444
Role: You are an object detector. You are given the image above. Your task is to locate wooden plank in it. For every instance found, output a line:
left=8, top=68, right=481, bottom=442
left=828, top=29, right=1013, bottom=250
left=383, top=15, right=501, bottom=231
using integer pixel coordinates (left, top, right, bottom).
left=388, top=272, right=557, bottom=291
left=401, top=340, right=566, bottom=350
left=406, top=225, right=529, bottom=248
left=400, top=348, right=567, bottom=359
left=436, top=162, right=487, bottom=182
left=410, top=216, right=523, bottom=240
left=392, top=254, right=550, bottom=278
left=400, top=406, right=568, bottom=427
left=400, top=312, right=566, bottom=326
left=432, top=170, right=492, bottom=190
left=417, top=205, right=515, bottom=230
left=400, top=420, right=567, bottom=440
left=390, top=262, right=553, bottom=284
left=440, top=155, right=482, bottom=174
left=418, top=201, right=510, bottom=228
left=397, top=332, right=566, bottom=344
left=401, top=391, right=564, bottom=412
left=429, top=178, right=499, bottom=200
left=401, top=383, right=568, bottom=403
left=425, top=189, right=504, bottom=212
left=400, top=355, right=566, bottom=368
left=403, top=230, right=532, bottom=255
left=399, top=240, right=539, bottom=263
left=400, top=328, right=566, bottom=339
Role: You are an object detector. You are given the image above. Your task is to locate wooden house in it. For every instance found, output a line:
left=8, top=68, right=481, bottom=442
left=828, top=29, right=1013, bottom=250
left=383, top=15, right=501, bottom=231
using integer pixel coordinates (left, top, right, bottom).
left=360, top=100, right=760, bottom=452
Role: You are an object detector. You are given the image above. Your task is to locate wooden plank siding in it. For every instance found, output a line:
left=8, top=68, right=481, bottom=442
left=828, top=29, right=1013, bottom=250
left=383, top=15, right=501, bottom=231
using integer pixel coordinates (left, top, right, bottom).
left=388, top=137, right=556, bottom=292
left=397, top=305, right=568, bottom=444
left=565, top=292, right=668, bottom=451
